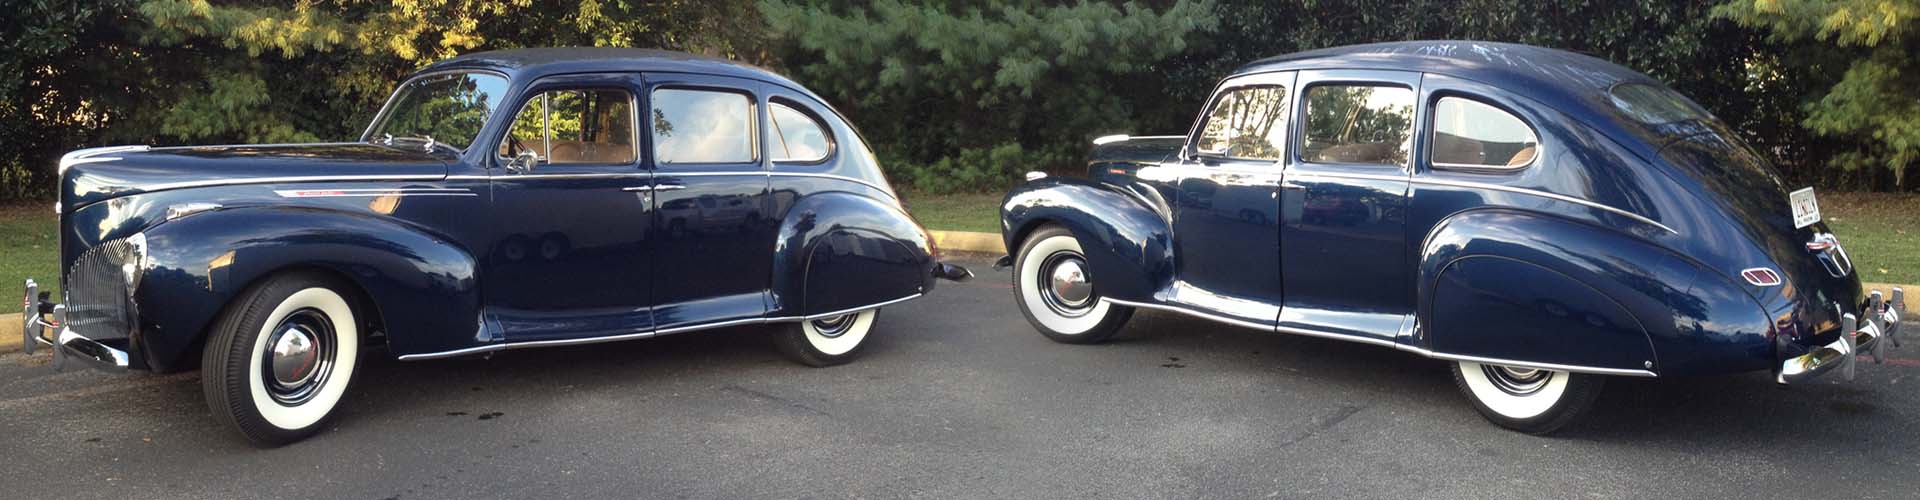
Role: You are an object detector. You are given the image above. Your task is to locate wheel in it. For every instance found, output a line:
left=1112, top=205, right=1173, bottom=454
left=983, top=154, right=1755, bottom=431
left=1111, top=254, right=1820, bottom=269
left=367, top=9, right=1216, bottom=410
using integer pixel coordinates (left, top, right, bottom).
left=775, top=309, right=879, bottom=367
left=1013, top=225, right=1133, bottom=344
left=202, top=272, right=362, bottom=446
left=1450, top=361, right=1604, bottom=435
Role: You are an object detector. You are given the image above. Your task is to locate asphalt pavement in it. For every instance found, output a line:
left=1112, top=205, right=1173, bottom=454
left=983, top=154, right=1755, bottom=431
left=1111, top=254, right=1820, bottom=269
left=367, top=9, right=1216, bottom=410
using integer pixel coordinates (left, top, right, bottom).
left=3, top=254, right=1918, bottom=499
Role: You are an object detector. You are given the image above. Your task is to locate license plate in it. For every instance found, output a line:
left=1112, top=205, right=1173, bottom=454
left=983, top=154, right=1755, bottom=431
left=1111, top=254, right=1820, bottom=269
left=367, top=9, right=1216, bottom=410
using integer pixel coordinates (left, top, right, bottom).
left=1790, top=187, right=1820, bottom=229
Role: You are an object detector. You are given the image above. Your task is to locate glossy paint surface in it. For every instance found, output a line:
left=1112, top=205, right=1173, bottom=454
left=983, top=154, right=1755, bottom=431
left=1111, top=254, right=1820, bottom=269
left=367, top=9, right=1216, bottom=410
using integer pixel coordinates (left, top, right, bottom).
left=56, top=49, right=934, bottom=369
left=1002, top=41, right=1868, bottom=377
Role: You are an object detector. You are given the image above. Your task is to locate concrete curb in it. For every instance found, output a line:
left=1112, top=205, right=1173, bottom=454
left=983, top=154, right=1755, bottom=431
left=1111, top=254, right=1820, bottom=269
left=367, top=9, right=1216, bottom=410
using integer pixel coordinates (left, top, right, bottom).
left=930, top=230, right=1006, bottom=255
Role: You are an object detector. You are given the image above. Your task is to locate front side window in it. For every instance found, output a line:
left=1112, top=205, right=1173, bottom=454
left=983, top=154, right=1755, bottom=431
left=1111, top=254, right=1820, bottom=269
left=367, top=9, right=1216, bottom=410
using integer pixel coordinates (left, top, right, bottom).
left=651, top=88, right=755, bottom=164
left=1301, top=84, right=1415, bottom=166
left=1194, top=85, right=1289, bottom=161
left=1430, top=97, right=1539, bottom=169
left=770, top=102, right=832, bottom=162
left=500, top=89, right=637, bottom=164
left=368, top=72, right=510, bottom=151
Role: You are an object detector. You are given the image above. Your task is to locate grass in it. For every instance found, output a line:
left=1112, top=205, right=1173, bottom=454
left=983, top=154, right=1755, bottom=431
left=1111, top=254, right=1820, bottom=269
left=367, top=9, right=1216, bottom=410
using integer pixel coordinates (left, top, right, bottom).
left=1820, top=191, right=1920, bottom=284
left=901, top=192, right=1002, bottom=234
left=0, top=191, right=1910, bottom=292
left=0, top=203, right=60, bottom=298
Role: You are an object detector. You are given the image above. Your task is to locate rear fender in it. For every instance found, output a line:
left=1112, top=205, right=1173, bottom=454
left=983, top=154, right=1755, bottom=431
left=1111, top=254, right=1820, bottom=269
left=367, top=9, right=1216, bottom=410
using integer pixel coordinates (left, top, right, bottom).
left=135, top=206, right=480, bottom=369
left=1000, top=178, right=1173, bottom=301
left=770, top=192, right=933, bottom=316
left=1419, top=209, right=1688, bottom=374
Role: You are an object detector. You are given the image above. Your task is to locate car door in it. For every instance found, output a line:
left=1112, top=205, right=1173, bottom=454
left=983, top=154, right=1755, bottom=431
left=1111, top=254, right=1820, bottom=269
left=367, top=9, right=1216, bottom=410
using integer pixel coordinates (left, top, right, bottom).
left=1278, top=70, right=1421, bottom=343
left=485, top=73, right=656, bottom=343
left=1166, top=71, right=1296, bottom=324
left=643, top=74, right=776, bottom=329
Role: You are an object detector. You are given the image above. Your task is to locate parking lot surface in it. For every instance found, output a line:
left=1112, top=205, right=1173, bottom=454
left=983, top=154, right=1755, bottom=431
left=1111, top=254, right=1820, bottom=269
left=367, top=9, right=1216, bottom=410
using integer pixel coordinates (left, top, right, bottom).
left=4, top=254, right=1918, bottom=499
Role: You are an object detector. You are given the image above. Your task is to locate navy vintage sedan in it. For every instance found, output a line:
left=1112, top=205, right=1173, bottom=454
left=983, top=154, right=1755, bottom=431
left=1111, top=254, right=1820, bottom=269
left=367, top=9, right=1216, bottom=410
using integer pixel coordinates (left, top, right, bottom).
left=21, top=48, right=969, bottom=445
left=998, top=41, right=1903, bottom=434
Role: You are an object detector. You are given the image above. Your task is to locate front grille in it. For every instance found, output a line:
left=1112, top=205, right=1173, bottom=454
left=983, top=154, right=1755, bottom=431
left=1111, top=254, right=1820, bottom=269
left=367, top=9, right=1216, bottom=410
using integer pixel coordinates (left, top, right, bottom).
left=64, top=238, right=141, bottom=340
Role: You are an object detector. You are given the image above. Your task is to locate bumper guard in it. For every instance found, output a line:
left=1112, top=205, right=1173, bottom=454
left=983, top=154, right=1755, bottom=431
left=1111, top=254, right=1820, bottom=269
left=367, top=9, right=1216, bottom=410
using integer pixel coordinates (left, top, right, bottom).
left=20, top=279, right=129, bottom=370
left=1778, top=287, right=1904, bottom=384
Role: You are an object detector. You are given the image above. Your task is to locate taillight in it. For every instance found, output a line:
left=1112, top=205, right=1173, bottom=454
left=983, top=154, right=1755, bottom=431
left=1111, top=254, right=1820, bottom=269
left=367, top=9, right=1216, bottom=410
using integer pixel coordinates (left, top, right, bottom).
left=1741, top=268, right=1783, bottom=287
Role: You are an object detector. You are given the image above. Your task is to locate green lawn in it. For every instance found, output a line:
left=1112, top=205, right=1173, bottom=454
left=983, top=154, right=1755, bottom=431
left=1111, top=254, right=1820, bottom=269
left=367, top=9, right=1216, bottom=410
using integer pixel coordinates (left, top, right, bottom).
left=901, top=192, right=1002, bottom=234
left=0, top=191, right=1912, bottom=291
left=1821, top=192, right=1920, bottom=284
left=0, top=203, right=60, bottom=297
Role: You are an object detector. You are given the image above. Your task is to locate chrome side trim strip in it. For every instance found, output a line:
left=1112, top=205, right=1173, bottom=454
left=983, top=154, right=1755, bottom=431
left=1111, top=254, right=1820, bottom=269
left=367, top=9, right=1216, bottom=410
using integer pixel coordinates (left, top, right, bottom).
left=141, top=175, right=449, bottom=192
left=1282, top=170, right=1678, bottom=234
left=1102, top=297, right=1659, bottom=377
left=485, top=173, right=651, bottom=180
left=443, top=171, right=896, bottom=198
left=395, top=293, right=925, bottom=361
left=1409, top=176, right=1678, bottom=234
left=274, top=188, right=476, bottom=198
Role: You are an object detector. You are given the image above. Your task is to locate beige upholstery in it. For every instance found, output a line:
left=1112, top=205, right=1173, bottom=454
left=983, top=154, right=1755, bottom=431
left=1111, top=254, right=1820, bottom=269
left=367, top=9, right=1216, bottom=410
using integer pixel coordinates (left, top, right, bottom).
left=1505, top=145, right=1537, bottom=166
left=546, top=141, right=634, bottom=164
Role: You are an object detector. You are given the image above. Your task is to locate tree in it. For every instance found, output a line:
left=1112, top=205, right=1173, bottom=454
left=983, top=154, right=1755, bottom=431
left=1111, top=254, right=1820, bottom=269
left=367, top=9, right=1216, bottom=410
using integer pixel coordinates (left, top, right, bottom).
left=758, top=0, right=1219, bottom=193
left=1715, top=0, right=1920, bottom=188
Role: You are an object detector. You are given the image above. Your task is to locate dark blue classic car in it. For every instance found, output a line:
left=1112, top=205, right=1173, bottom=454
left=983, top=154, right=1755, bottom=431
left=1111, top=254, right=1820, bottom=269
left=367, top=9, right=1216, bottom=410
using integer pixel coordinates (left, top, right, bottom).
left=21, top=48, right=969, bottom=445
left=998, top=41, right=1903, bottom=434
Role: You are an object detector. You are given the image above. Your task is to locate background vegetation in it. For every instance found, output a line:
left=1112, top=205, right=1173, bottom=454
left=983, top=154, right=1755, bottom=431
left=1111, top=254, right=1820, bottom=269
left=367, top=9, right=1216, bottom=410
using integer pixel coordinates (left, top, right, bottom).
left=3, top=0, right=1918, bottom=198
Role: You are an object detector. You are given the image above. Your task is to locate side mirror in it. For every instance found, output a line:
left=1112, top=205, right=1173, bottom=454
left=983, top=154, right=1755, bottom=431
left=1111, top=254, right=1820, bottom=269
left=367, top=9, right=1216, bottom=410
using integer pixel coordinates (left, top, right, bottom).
left=507, top=151, right=540, bottom=174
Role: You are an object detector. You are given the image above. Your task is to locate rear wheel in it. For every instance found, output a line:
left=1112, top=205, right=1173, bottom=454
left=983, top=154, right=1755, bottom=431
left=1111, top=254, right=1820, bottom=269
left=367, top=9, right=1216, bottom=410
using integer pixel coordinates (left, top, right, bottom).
left=1013, top=225, right=1132, bottom=344
left=775, top=309, right=879, bottom=367
left=1450, top=361, right=1603, bottom=435
left=202, top=272, right=361, bottom=446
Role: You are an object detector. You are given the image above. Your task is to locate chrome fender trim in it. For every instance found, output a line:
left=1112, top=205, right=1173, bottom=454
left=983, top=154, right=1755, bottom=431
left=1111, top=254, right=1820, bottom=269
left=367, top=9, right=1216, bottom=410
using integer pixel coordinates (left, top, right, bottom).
left=395, top=293, right=924, bottom=361
left=1100, top=297, right=1659, bottom=378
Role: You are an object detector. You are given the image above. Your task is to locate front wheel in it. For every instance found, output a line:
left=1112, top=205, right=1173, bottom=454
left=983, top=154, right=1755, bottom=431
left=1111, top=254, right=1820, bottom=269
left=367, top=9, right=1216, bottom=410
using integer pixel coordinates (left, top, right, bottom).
left=775, top=309, right=879, bottom=367
left=1013, top=225, right=1133, bottom=344
left=1450, top=361, right=1604, bottom=435
left=202, top=272, right=362, bottom=446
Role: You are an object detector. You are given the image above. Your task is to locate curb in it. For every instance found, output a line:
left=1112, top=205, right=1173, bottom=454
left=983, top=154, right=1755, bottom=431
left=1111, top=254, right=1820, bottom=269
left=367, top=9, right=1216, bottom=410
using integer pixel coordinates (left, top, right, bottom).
left=1, top=313, right=21, bottom=354
left=930, top=230, right=1005, bottom=255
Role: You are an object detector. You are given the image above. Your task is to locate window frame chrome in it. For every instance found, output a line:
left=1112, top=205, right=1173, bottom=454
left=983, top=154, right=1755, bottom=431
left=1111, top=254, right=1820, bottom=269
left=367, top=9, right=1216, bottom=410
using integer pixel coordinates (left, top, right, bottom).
left=648, top=85, right=762, bottom=167
left=1184, top=71, right=1297, bottom=163
left=492, top=86, right=643, bottom=168
left=766, top=97, right=838, bottom=166
left=1426, top=93, right=1542, bottom=174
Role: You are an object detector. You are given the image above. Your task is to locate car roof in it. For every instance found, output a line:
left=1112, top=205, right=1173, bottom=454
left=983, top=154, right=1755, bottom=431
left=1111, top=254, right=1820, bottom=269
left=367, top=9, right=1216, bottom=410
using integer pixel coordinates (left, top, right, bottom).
left=1237, top=41, right=1682, bottom=159
left=422, top=47, right=815, bottom=97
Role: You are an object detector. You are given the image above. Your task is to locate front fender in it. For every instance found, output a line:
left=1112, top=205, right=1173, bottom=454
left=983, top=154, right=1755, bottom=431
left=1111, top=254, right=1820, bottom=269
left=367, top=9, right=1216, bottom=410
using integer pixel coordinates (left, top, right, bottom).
left=770, top=192, right=933, bottom=316
left=135, top=206, right=480, bottom=370
left=1419, top=209, right=1690, bottom=374
left=1000, top=177, right=1173, bottom=302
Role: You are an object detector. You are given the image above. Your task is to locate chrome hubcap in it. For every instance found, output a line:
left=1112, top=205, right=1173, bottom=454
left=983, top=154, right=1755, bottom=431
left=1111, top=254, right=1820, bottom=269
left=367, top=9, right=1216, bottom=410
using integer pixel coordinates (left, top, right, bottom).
left=1037, top=252, right=1095, bottom=316
left=1482, top=364, right=1552, bottom=396
left=809, top=314, right=856, bottom=338
left=263, top=309, right=335, bottom=406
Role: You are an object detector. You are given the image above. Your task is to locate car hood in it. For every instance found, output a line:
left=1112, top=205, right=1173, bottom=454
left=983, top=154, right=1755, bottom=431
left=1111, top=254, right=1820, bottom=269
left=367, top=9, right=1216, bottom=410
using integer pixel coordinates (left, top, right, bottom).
left=1658, top=131, right=1863, bottom=345
left=61, top=143, right=449, bottom=209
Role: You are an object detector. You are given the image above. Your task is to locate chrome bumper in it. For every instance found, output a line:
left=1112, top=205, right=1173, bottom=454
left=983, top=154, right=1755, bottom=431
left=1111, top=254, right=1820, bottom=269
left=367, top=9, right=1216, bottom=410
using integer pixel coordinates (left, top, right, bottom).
left=1779, top=287, right=1903, bottom=384
left=20, top=279, right=130, bottom=370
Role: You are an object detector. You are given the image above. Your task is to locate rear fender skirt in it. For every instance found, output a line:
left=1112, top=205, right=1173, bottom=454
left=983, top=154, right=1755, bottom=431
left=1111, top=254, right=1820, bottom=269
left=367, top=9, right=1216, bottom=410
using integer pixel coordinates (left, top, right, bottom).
left=770, top=192, right=933, bottom=316
left=1000, top=178, right=1173, bottom=302
left=134, top=206, right=480, bottom=369
left=1420, top=209, right=1700, bottom=374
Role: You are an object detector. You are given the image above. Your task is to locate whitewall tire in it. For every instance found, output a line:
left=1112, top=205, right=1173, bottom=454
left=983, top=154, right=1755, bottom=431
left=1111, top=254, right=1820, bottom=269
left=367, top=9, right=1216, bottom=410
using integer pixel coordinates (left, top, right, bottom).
left=203, top=272, right=362, bottom=446
left=776, top=309, right=879, bottom=367
left=1450, top=361, right=1604, bottom=435
left=1013, top=225, right=1132, bottom=344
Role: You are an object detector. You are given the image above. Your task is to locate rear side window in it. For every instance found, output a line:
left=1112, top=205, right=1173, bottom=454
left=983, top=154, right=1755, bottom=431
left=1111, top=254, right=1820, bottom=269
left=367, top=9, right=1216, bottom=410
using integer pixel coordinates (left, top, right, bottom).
left=499, top=89, right=636, bottom=164
left=1609, top=83, right=1710, bottom=125
left=651, top=88, right=755, bottom=164
left=1195, top=85, right=1290, bottom=161
left=1430, top=97, right=1538, bottom=169
left=1301, top=84, right=1415, bottom=166
left=770, top=102, right=832, bottom=162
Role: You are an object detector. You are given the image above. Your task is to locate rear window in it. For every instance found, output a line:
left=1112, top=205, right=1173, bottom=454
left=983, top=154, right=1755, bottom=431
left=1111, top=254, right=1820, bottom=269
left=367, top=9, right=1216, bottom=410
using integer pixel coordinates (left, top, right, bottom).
left=1608, top=83, right=1710, bottom=125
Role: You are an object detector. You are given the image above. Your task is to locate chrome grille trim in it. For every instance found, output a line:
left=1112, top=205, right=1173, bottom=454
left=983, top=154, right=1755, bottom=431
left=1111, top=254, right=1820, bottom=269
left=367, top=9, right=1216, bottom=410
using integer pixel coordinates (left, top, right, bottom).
left=63, top=236, right=143, bottom=342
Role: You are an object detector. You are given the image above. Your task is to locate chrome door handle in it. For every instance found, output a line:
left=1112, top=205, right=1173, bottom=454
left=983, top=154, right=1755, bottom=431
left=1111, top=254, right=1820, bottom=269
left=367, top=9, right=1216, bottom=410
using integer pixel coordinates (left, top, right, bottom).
left=651, top=185, right=686, bottom=191
left=621, top=186, right=653, bottom=192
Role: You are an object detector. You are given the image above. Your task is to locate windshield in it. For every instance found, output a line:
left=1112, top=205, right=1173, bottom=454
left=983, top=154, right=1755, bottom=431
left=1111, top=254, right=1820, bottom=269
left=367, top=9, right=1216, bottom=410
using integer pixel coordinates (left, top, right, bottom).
left=367, top=72, right=510, bottom=151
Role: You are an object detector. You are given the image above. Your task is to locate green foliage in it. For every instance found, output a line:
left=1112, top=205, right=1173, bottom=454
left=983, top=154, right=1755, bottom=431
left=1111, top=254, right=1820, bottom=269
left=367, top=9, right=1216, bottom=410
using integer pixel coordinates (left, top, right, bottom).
left=1715, top=0, right=1920, bottom=187
left=759, top=0, right=1219, bottom=193
left=893, top=143, right=1064, bottom=194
